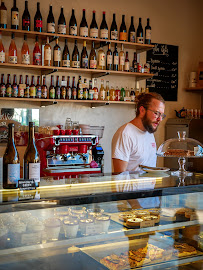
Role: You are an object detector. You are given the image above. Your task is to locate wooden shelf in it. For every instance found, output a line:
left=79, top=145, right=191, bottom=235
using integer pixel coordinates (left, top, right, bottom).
left=185, top=87, right=203, bottom=92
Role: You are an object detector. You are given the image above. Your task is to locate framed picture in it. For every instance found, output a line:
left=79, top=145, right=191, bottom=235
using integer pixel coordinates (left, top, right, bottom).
left=197, top=62, right=203, bottom=87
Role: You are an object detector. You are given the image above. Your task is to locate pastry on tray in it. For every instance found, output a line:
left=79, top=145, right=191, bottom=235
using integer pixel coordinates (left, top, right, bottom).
left=126, top=218, right=143, bottom=228
left=118, top=213, right=135, bottom=222
left=174, top=243, right=197, bottom=257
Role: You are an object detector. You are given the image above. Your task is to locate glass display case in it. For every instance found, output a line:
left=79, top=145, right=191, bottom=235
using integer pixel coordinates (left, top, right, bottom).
left=0, top=171, right=202, bottom=270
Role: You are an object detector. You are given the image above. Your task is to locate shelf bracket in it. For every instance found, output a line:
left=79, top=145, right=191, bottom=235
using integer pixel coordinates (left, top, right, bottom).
left=91, top=102, right=110, bottom=108
left=40, top=101, right=58, bottom=107
left=92, top=72, right=110, bottom=79
left=41, top=69, right=58, bottom=76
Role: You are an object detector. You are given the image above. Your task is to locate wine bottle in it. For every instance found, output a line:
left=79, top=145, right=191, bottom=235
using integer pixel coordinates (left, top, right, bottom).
left=77, top=75, right=83, bottom=100
left=132, top=52, right=137, bottom=72
left=105, top=80, right=110, bottom=101
left=8, top=33, right=17, bottom=64
left=0, top=74, right=6, bottom=97
left=22, top=1, right=30, bottom=31
left=33, top=35, right=41, bottom=65
left=113, top=43, right=119, bottom=71
left=72, top=39, right=80, bottom=68
left=81, top=40, right=88, bottom=68
left=119, top=15, right=127, bottom=41
left=6, top=74, right=11, bottom=97
left=120, top=87, right=125, bottom=101
left=110, top=13, right=118, bottom=40
left=62, top=39, right=70, bottom=67
left=124, top=51, right=130, bottom=72
left=24, top=122, right=40, bottom=187
left=93, top=78, right=98, bottom=100
left=90, top=10, right=98, bottom=38
left=3, top=123, right=20, bottom=189
left=145, top=18, right=151, bottom=44
left=24, top=75, right=30, bottom=98
left=80, top=9, right=88, bottom=37
left=30, top=75, right=36, bottom=98
left=55, top=75, right=60, bottom=99
left=21, top=34, right=30, bottom=65
left=115, top=86, right=121, bottom=101
left=47, top=4, right=55, bottom=33
left=71, top=76, right=77, bottom=100
left=66, top=76, right=71, bottom=100
left=41, top=76, right=47, bottom=99
left=11, top=0, right=19, bottom=30
left=110, top=85, right=116, bottom=101
left=83, top=78, right=88, bottom=100
left=99, top=79, right=105, bottom=100
left=69, top=8, right=77, bottom=36
left=36, top=75, right=41, bottom=98
left=128, top=16, right=135, bottom=43
left=119, top=44, right=125, bottom=71
left=12, top=74, right=18, bottom=97
left=61, top=75, right=66, bottom=99
left=18, top=75, right=24, bottom=98
left=97, top=44, right=105, bottom=70
left=136, top=18, right=144, bottom=44
left=0, top=1, right=7, bottom=29
left=53, top=38, right=61, bottom=67
left=88, top=80, right=93, bottom=100
left=34, top=2, right=42, bottom=32
left=89, top=41, right=97, bottom=69
left=106, top=43, right=112, bottom=70
left=0, top=32, right=5, bottom=63
left=49, top=75, right=55, bottom=99
left=100, top=11, right=108, bottom=39
left=58, top=6, right=66, bottom=34
left=44, top=37, right=51, bottom=66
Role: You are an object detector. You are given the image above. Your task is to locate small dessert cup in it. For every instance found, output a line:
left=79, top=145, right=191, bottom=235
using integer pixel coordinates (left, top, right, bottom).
left=44, top=218, right=61, bottom=241
left=63, top=219, right=79, bottom=238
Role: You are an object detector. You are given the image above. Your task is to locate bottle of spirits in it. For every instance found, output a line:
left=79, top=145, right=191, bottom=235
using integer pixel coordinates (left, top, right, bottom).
left=119, top=44, right=125, bottom=71
left=44, top=37, right=51, bottom=66
left=88, top=80, right=94, bottom=100
left=69, top=8, right=77, bottom=36
left=106, top=43, right=112, bottom=70
left=130, top=88, right=136, bottom=102
left=113, top=43, right=119, bottom=71
left=110, top=86, right=116, bottom=101
left=115, top=86, right=121, bottom=101
left=77, top=75, right=83, bottom=100
left=100, top=11, right=108, bottom=39
left=0, top=74, right=6, bottom=97
left=34, top=2, right=42, bottom=32
left=71, top=76, right=77, bottom=100
left=99, top=79, right=106, bottom=100
left=62, top=39, right=70, bottom=67
left=89, top=41, right=97, bottom=69
left=136, top=18, right=144, bottom=44
left=97, top=44, right=105, bottom=70
left=18, top=75, right=24, bottom=98
left=132, top=52, right=137, bottom=72
left=90, top=10, right=98, bottom=38
left=145, top=18, right=151, bottom=44
left=47, top=4, right=55, bottom=33
left=55, top=75, right=60, bottom=99
left=66, top=76, right=72, bottom=100
left=80, top=9, right=88, bottom=37
left=6, top=74, right=11, bottom=97
left=11, top=0, right=19, bottom=30
left=24, top=75, right=30, bottom=98
left=81, top=41, right=88, bottom=68
left=58, top=6, right=66, bottom=34
left=124, top=51, right=130, bottom=72
left=8, top=33, right=17, bottom=64
left=30, top=75, right=36, bottom=98
left=22, top=1, right=30, bottom=31
left=110, top=13, right=118, bottom=40
left=21, top=34, right=30, bottom=65
left=83, top=78, right=88, bottom=100
left=105, top=80, right=110, bottom=101
left=49, top=75, right=55, bottom=99
left=120, top=87, right=125, bottom=101
left=36, top=75, right=41, bottom=98
left=53, top=38, right=61, bottom=67
left=0, top=32, right=5, bottom=63
left=128, top=16, right=135, bottom=42
left=0, top=1, right=7, bottom=29
left=72, top=39, right=80, bottom=68
left=12, top=74, right=18, bottom=97
left=119, top=15, right=127, bottom=41
left=93, top=78, right=98, bottom=100
left=33, top=35, right=41, bottom=65
left=41, top=76, right=47, bottom=99
left=61, top=75, right=66, bottom=99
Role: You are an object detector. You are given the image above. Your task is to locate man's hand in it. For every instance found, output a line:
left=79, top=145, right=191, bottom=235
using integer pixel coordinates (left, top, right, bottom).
left=112, top=158, right=128, bottom=173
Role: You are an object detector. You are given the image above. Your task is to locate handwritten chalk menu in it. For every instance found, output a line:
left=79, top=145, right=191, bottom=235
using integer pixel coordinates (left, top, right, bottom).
left=146, top=43, right=178, bottom=101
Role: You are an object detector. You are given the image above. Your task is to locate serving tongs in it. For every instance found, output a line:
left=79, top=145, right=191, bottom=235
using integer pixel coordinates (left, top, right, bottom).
left=139, top=165, right=169, bottom=171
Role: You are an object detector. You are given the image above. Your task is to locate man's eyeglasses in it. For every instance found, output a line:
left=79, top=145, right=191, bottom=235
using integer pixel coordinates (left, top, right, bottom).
left=146, top=108, right=166, bottom=120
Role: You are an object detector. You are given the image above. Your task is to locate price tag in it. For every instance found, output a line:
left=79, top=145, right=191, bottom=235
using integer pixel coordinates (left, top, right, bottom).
left=18, top=192, right=35, bottom=201
left=18, top=179, right=36, bottom=190
left=61, top=80, right=67, bottom=86
left=140, top=220, right=154, bottom=228
left=85, top=223, right=103, bottom=235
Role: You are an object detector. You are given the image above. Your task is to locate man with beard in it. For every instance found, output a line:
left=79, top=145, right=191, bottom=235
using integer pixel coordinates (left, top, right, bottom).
left=112, top=92, right=165, bottom=173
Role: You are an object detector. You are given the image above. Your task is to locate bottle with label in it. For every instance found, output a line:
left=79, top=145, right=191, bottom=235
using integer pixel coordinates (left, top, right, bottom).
left=81, top=41, right=88, bottom=68
left=124, top=87, right=131, bottom=101
left=120, top=87, right=125, bottom=101
left=22, top=1, right=30, bottom=31
left=105, top=80, right=110, bottom=101
left=106, top=43, right=112, bottom=70
left=83, top=78, right=88, bottom=100
left=12, top=74, right=18, bottom=97
left=128, top=16, right=135, bottom=43
left=41, top=76, right=47, bottom=99
left=61, top=75, right=66, bottom=99
left=53, top=38, right=61, bottom=67
left=18, top=75, right=24, bottom=98
left=113, top=43, right=119, bottom=71
left=11, top=0, right=19, bottom=29
left=47, top=4, right=55, bottom=33
left=88, top=80, right=93, bottom=100
left=30, top=75, right=36, bottom=98
left=130, top=88, right=136, bottom=102
left=110, top=86, right=116, bottom=101
left=97, top=44, right=105, bottom=70
left=9, top=33, right=17, bottom=64
left=119, top=43, right=125, bottom=71
left=24, top=122, right=40, bottom=187
left=3, top=123, right=20, bottom=189
left=36, top=75, right=41, bottom=98
left=62, top=39, right=70, bottom=67
left=44, top=37, right=51, bottom=66
left=93, top=78, right=98, bottom=100
left=49, top=75, right=55, bottom=99
left=119, top=15, right=127, bottom=41
left=77, top=75, right=83, bottom=100
left=58, top=6, right=66, bottom=34
left=6, top=74, right=11, bottom=97
left=69, top=8, right=77, bottom=36
left=0, top=73, right=6, bottom=97
left=110, top=13, right=118, bottom=40
left=55, top=75, right=60, bottom=99
left=24, top=75, right=30, bottom=98
left=99, top=79, right=106, bottom=100
left=100, top=11, right=108, bottom=39
left=66, top=76, right=71, bottom=100
left=72, top=39, right=80, bottom=68
left=0, top=32, right=5, bottom=63
left=132, top=52, right=137, bottom=72
left=136, top=18, right=144, bottom=44
left=21, top=34, right=30, bottom=65
left=34, top=2, right=42, bottom=32
left=0, top=1, right=7, bottom=29
left=71, top=76, right=77, bottom=100
left=89, top=41, right=97, bottom=69
left=145, top=18, right=151, bottom=44
left=80, top=9, right=88, bottom=37
left=33, top=35, right=41, bottom=65
left=115, top=86, right=121, bottom=101
left=90, top=10, right=98, bottom=38
left=124, top=51, right=130, bottom=72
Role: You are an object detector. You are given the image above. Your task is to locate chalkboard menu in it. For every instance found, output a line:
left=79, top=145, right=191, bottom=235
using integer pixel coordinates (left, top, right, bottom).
left=146, top=43, right=178, bottom=101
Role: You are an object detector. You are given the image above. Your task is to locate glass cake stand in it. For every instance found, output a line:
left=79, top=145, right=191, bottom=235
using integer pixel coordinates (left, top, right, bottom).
left=157, top=131, right=203, bottom=177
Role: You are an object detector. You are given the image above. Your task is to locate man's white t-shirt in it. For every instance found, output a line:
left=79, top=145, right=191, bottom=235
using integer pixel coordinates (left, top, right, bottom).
left=112, top=123, right=157, bottom=171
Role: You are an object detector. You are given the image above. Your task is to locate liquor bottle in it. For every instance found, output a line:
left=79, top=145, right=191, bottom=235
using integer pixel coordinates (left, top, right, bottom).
left=89, top=41, right=97, bottom=69
left=128, top=16, right=135, bottom=43
left=34, top=2, right=42, bottom=32
left=55, top=75, right=60, bottom=99
left=12, top=74, right=18, bottom=97
left=44, top=37, right=51, bottom=66
left=145, top=18, right=151, bottom=44
left=49, top=75, right=55, bottom=99
left=6, top=74, right=11, bottom=97
left=90, top=10, right=98, bottom=38
left=88, top=80, right=93, bottom=100
left=61, top=75, right=66, bottom=99
left=24, top=75, right=30, bottom=98
left=3, top=123, right=20, bottom=189
left=119, top=44, right=125, bottom=71
left=120, top=87, right=125, bottom=101
left=115, top=86, right=121, bottom=101
left=80, top=9, right=88, bottom=37
left=83, top=78, right=88, bottom=100
left=71, top=76, right=77, bottom=100
left=21, top=34, right=30, bottom=65
left=99, top=79, right=105, bottom=100
left=23, top=122, right=40, bottom=187
left=53, top=38, right=61, bottom=67
left=113, top=43, right=119, bottom=71
left=81, top=41, right=88, bottom=68
left=62, top=39, right=70, bottom=67
left=125, top=87, right=130, bottom=101
left=132, top=52, right=137, bottom=72
left=136, top=18, right=144, bottom=44
left=97, top=44, right=105, bottom=70
left=33, top=36, right=41, bottom=65
left=110, top=86, right=116, bottom=101
left=22, top=1, right=30, bottom=31
left=18, top=75, right=24, bottom=98
left=105, top=80, right=110, bottom=101
left=77, top=75, right=83, bottom=100
left=66, top=76, right=71, bottom=100
left=8, top=33, right=17, bottom=64
left=41, top=76, right=47, bottom=99
left=36, top=75, right=41, bottom=98
left=0, top=32, right=5, bottom=63
left=30, top=75, right=36, bottom=98
left=58, top=6, right=66, bottom=34
left=69, top=8, right=77, bottom=36
left=11, top=0, right=19, bottom=30
left=93, top=78, right=98, bottom=100
left=130, top=88, right=136, bottom=102
left=110, top=13, right=118, bottom=40
left=119, top=15, right=127, bottom=41
left=100, top=11, right=108, bottom=39
left=124, top=51, right=130, bottom=72
left=0, top=74, right=6, bottom=97
left=47, top=4, right=55, bottom=33
left=0, top=1, right=7, bottom=29
left=72, top=39, right=80, bottom=68
left=106, top=43, right=112, bottom=70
